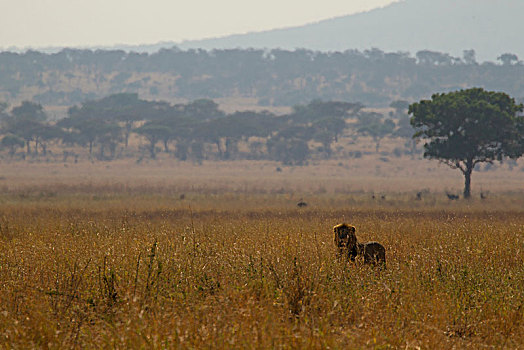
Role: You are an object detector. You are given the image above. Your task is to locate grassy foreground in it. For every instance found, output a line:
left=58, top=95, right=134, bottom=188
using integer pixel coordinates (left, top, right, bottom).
left=0, top=191, right=523, bottom=349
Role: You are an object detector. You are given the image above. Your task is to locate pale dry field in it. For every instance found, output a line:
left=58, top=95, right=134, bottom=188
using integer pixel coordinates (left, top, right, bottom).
left=0, top=159, right=523, bottom=349
left=2, top=153, right=524, bottom=192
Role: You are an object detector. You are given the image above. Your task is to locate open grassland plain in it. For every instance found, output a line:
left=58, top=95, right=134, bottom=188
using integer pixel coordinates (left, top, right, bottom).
left=0, top=163, right=523, bottom=349
left=1, top=156, right=524, bottom=193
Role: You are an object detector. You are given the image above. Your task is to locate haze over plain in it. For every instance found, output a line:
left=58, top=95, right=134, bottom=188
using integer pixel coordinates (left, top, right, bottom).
left=2, top=0, right=522, bottom=61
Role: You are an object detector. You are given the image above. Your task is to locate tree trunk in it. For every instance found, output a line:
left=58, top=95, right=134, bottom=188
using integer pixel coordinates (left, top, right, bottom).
left=323, top=142, right=332, bottom=159
left=110, top=142, right=116, bottom=159
left=215, top=139, right=223, bottom=159
left=34, top=138, right=39, bottom=156
left=149, top=139, right=156, bottom=159
left=375, top=138, right=380, bottom=153
left=124, top=121, right=132, bottom=148
left=463, top=158, right=473, bottom=199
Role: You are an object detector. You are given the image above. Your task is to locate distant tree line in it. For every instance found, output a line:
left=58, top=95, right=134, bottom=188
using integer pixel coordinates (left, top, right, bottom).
left=0, top=94, right=416, bottom=164
left=0, top=48, right=523, bottom=107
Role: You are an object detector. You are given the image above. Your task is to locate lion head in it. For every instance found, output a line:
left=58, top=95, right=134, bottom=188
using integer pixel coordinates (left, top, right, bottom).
left=333, top=223, right=357, bottom=250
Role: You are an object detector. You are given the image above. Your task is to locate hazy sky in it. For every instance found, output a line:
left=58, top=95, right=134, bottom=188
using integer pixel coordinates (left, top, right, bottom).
left=0, top=0, right=397, bottom=49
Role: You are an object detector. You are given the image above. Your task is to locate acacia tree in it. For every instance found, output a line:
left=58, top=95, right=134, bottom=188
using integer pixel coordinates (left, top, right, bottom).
left=409, top=88, right=524, bottom=198
left=356, top=113, right=395, bottom=153
left=389, top=100, right=409, bottom=118
left=1, top=134, right=25, bottom=157
left=6, top=101, right=47, bottom=155
left=134, top=123, right=172, bottom=159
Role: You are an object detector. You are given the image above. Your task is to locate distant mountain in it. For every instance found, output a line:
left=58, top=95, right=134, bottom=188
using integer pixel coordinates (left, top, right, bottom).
left=175, top=0, right=523, bottom=62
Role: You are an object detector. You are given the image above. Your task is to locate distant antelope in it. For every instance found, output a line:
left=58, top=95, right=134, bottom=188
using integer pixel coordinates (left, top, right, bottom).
left=297, top=200, right=307, bottom=208
left=446, top=192, right=459, bottom=200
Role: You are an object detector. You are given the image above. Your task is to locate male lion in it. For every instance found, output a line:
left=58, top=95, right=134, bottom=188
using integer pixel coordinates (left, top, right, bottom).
left=333, top=223, right=357, bottom=256
left=333, top=223, right=386, bottom=266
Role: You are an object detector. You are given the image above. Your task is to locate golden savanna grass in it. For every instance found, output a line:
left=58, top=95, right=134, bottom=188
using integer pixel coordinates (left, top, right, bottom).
left=0, top=161, right=523, bottom=348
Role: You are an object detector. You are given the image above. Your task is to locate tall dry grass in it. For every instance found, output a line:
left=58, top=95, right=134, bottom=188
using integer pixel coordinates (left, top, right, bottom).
left=0, top=189, right=523, bottom=348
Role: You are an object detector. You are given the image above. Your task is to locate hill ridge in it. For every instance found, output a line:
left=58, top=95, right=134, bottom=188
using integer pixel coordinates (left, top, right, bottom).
left=176, top=0, right=524, bottom=62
